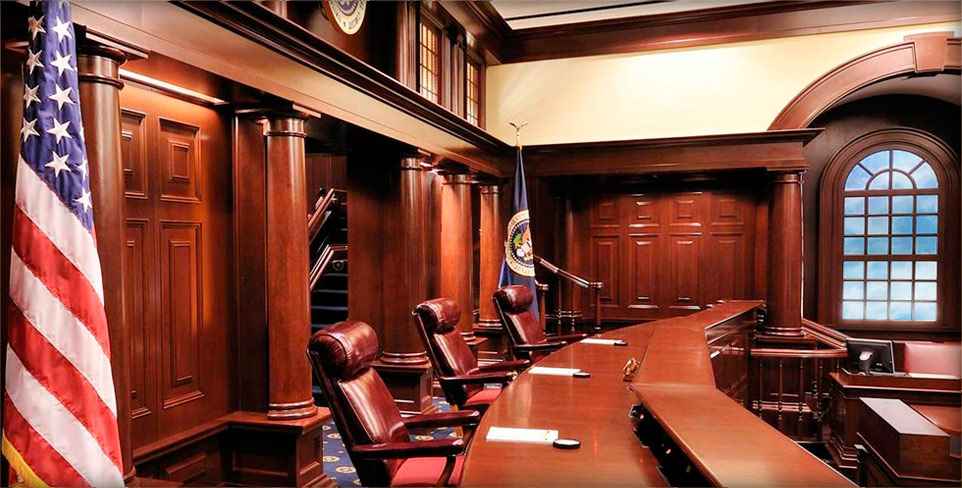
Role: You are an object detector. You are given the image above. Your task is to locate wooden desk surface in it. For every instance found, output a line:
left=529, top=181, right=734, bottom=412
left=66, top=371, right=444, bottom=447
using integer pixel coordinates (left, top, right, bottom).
left=461, top=301, right=853, bottom=487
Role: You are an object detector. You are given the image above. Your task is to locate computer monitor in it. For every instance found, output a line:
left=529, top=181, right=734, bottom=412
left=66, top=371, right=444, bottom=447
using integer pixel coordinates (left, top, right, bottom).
left=846, top=338, right=895, bottom=374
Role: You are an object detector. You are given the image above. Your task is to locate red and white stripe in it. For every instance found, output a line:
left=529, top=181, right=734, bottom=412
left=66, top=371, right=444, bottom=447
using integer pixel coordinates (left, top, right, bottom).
left=5, top=158, right=124, bottom=486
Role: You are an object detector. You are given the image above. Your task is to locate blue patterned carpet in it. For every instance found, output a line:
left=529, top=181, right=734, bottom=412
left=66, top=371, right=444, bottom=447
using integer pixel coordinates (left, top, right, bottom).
left=322, top=398, right=458, bottom=487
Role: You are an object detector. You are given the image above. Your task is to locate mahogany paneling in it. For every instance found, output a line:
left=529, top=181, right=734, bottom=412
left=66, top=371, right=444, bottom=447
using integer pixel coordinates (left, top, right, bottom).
left=284, top=0, right=396, bottom=74
left=500, top=1, right=960, bottom=64
left=580, top=181, right=760, bottom=321
left=120, top=82, right=234, bottom=449
left=525, top=130, right=819, bottom=177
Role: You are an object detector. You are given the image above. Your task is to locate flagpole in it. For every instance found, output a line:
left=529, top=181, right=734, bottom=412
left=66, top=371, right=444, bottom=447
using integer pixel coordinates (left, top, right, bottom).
left=508, top=121, right=528, bottom=149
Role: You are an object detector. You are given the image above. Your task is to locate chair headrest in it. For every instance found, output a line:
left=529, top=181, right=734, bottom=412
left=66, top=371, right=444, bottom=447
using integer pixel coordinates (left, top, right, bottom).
left=494, top=285, right=533, bottom=313
left=415, top=298, right=460, bottom=334
left=309, top=320, right=380, bottom=379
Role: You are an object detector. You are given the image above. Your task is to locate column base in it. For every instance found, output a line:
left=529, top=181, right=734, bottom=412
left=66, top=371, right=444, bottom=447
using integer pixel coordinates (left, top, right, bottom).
left=268, top=399, right=318, bottom=420
left=474, top=321, right=507, bottom=364
left=374, top=360, right=436, bottom=415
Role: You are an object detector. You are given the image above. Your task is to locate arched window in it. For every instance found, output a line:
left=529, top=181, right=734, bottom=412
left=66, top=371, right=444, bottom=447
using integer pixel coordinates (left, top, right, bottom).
left=819, top=129, right=959, bottom=331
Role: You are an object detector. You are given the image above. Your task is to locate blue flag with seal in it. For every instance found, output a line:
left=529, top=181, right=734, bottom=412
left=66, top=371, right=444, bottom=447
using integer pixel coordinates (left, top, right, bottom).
left=498, top=145, right=539, bottom=318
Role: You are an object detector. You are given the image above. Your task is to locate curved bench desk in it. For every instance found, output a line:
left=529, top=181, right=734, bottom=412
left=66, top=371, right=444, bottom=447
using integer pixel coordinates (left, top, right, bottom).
left=460, top=301, right=853, bottom=487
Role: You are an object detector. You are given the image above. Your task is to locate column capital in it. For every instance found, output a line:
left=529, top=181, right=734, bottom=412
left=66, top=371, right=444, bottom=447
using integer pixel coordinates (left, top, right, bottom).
left=771, top=170, right=804, bottom=184
left=400, top=148, right=434, bottom=170
left=75, top=30, right=126, bottom=88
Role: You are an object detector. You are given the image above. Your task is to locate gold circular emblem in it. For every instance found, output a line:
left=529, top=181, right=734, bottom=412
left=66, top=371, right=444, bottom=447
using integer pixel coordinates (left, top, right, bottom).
left=324, top=0, right=367, bottom=35
left=505, top=210, right=535, bottom=277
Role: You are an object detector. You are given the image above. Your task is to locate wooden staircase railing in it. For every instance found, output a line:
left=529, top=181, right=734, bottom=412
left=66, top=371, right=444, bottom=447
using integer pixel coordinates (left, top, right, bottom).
left=533, top=254, right=603, bottom=332
left=308, top=188, right=337, bottom=243
left=310, top=244, right=348, bottom=291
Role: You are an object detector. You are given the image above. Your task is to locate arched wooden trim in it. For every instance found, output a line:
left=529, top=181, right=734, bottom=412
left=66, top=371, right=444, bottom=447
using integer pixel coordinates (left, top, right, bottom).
left=817, top=128, right=959, bottom=331
left=771, top=34, right=961, bottom=130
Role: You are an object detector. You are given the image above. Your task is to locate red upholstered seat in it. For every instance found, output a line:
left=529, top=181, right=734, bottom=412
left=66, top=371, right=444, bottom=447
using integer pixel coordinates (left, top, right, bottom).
left=902, top=341, right=961, bottom=377
left=309, top=321, right=481, bottom=487
left=493, top=285, right=588, bottom=362
left=414, top=298, right=527, bottom=412
left=392, top=455, right=465, bottom=487
left=464, top=387, right=502, bottom=409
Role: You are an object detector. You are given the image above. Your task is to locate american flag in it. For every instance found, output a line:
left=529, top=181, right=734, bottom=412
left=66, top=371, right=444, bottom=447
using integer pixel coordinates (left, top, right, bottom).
left=3, top=1, right=124, bottom=486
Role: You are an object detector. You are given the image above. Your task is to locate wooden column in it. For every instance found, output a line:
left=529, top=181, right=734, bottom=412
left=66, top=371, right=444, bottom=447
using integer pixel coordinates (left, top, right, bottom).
left=476, top=183, right=505, bottom=357
left=76, top=40, right=135, bottom=482
left=764, top=171, right=804, bottom=337
left=349, top=148, right=434, bottom=413
left=263, top=113, right=317, bottom=420
left=440, top=170, right=481, bottom=346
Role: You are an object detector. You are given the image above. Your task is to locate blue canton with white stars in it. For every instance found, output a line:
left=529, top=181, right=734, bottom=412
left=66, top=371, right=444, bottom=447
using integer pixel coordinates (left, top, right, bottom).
left=21, top=0, right=94, bottom=232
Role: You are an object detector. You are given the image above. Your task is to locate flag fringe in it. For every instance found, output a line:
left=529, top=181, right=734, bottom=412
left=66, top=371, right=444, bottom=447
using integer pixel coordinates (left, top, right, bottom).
left=1, top=434, right=48, bottom=488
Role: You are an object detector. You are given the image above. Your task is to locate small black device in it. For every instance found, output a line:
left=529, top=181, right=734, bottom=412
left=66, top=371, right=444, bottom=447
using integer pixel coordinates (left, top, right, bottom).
left=553, top=438, right=581, bottom=449
left=846, top=338, right=895, bottom=374
left=573, top=371, right=591, bottom=378
left=613, top=340, right=628, bottom=346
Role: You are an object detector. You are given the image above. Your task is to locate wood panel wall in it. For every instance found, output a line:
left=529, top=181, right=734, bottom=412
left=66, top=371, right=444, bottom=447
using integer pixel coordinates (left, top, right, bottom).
left=572, top=178, right=763, bottom=322
left=120, top=83, right=235, bottom=450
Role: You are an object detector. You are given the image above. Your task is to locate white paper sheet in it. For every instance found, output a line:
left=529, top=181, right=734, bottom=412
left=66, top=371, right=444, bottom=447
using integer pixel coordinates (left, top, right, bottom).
left=528, top=366, right=582, bottom=376
left=486, top=426, right=559, bottom=445
left=580, top=338, right=624, bottom=346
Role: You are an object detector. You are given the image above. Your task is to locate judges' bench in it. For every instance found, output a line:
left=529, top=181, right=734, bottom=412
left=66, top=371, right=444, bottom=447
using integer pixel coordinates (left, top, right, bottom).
left=826, top=341, right=961, bottom=477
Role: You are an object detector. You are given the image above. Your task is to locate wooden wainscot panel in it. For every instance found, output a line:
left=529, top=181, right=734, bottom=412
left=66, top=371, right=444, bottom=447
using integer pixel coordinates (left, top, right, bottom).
left=125, top=218, right=156, bottom=447
left=160, top=222, right=205, bottom=411
left=121, top=108, right=149, bottom=199
left=158, top=118, right=202, bottom=204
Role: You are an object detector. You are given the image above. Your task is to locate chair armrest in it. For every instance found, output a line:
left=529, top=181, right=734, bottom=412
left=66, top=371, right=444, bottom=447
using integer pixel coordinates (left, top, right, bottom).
left=402, top=410, right=481, bottom=430
left=548, top=333, right=589, bottom=343
left=353, top=438, right=465, bottom=459
left=476, top=359, right=530, bottom=373
left=441, top=371, right=513, bottom=387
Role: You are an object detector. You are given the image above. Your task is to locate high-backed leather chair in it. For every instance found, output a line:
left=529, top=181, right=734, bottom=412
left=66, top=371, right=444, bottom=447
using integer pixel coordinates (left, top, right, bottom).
left=309, top=321, right=480, bottom=487
left=414, top=298, right=528, bottom=412
left=493, top=285, right=588, bottom=362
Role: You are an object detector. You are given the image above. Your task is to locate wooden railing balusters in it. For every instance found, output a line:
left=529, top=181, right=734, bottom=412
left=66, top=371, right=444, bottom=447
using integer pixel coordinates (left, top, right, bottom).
left=533, top=254, right=603, bottom=332
left=777, top=359, right=784, bottom=430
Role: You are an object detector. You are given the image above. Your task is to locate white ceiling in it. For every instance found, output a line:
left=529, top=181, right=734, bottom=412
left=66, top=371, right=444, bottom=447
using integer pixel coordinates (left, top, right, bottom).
left=492, top=1, right=772, bottom=30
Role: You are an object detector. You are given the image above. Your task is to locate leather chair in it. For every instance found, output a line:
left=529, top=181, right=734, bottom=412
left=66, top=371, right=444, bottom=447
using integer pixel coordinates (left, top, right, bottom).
left=309, top=320, right=481, bottom=487
left=414, top=298, right=528, bottom=412
left=901, top=341, right=961, bottom=377
left=493, top=285, right=588, bottom=362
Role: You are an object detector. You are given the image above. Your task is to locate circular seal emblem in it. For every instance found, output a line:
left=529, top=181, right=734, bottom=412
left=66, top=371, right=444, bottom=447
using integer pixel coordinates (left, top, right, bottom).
left=504, top=210, right=535, bottom=277
left=324, top=0, right=367, bottom=35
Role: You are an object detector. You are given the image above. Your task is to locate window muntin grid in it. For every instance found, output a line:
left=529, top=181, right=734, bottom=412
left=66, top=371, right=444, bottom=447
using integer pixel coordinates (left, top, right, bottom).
left=418, top=22, right=440, bottom=103
left=466, top=61, right=480, bottom=126
left=840, top=149, right=940, bottom=322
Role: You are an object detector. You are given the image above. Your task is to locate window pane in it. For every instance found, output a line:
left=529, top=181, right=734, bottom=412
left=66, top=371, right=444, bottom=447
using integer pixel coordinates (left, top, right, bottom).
left=866, top=281, right=888, bottom=300
left=915, top=282, right=937, bottom=301
left=891, top=237, right=913, bottom=255
left=867, top=237, right=888, bottom=255
left=844, top=238, right=864, bottom=255
left=843, top=217, right=864, bottom=235
left=843, top=281, right=864, bottom=299
left=845, top=165, right=872, bottom=190
left=916, top=215, right=937, bottom=234
left=867, top=197, right=888, bottom=215
left=891, top=216, right=912, bottom=234
left=868, top=173, right=890, bottom=190
left=916, top=236, right=937, bottom=254
left=860, top=151, right=889, bottom=173
left=892, top=150, right=921, bottom=172
left=891, top=261, right=912, bottom=279
left=917, top=195, right=938, bottom=213
left=915, top=261, right=937, bottom=280
left=890, top=281, right=912, bottom=300
left=842, top=301, right=864, bottom=320
left=843, top=261, right=864, bottom=279
left=892, top=195, right=913, bottom=214
left=866, top=261, right=887, bottom=279
left=912, top=163, right=938, bottom=189
left=867, top=217, right=888, bottom=235
left=866, top=301, right=887, bottom=320
left=891, top=172, right=914, bottom=190
left=913, top=302, right=937, bottom=321
left=890, top=302, right=912, bottom=321
left=844, top=197, right=865, bottom=215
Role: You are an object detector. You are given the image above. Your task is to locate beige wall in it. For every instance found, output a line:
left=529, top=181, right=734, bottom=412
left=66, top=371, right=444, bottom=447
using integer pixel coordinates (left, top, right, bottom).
left=486, top=22, right=961, bottom=145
